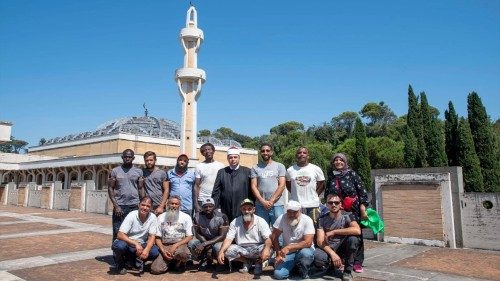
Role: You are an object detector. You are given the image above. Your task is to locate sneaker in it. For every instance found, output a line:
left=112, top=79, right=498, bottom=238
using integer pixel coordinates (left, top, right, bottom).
left=254, top=264, right=263, bottom=275
left=353, top=263, right=363, bottom=273
left=176, top=261, right=186, bottom=272
left=114, top=267, right=127, bottom=275
left=342, top=272, right=353, bottom=281
left=239, top=262, right=250, bottom=273
left=198, top=259, right=209, bottom=271
left=299, top=266, right=310, bottom=279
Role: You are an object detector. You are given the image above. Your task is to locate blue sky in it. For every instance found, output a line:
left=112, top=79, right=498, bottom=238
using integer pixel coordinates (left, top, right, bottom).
left=1, top=1, right=499, bottom=147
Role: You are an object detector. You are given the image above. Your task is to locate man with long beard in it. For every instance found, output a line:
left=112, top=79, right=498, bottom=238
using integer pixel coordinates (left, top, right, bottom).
left=151, top=196, right=193, bottom=274
left=270, top=200, right=315, bottom=279
left=217, top=199, right=272, bottom=275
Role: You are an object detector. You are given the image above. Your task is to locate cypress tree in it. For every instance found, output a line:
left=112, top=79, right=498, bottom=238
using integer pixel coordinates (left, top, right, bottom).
left=467, top=92, right=500, bottom=192
left=444, top=101, right=459, bottom=166
left=406, top=85, right=427, bottom=167
left=420, top=92, right=447, bottom=167
left=403, top=125, right=417, bottom=168
left=353, top=117, right=371, bottom=190
left=457, top=118, right=484, bottom=192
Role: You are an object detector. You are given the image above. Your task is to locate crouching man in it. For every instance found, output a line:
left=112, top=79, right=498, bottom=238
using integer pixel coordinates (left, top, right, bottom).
left=151, top=195, right=193, bottom=274
left=112, top=196, right=159, bottom=275
left=188, top=198, right=229, bottom=270
left=314, top=194, right=361, bottom=281
left=217, top=199, right=272, bottom=275
left=271, top=200, right=315, bottom=279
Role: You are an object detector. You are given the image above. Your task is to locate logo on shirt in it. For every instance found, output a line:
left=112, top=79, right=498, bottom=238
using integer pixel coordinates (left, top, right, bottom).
left=295, top=175, right=311, bottom=187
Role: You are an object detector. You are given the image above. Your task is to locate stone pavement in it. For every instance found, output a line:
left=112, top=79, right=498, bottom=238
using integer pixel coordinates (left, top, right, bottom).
left=0, top=205, right=498, bottom=281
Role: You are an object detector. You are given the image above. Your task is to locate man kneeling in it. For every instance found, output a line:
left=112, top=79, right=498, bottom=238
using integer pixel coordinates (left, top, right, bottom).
left=217, top=199, right=272, bottom=275
left=188, top=198, right=229, bottom=270
left=271, top=200, right=315, bottom=279
left=151, top=195, right=193, bottom=274
left=314, top=194, right=361, bottom=281
left=112, top=196, right=159, bottom=275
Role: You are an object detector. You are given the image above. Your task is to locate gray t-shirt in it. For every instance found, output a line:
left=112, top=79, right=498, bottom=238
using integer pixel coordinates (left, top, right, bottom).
left=143, top=168, right=167, bottom=208
left=251, top=161, right=287, bottom=206
left=194, top=210, right=229, bottom=240
left=317, top=213, right=356, bottom=249
left=110, top=166, right=143, bottom=206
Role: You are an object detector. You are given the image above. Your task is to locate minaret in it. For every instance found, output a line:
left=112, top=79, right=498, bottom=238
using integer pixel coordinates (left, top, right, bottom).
left=175, top=5, right=206, bottom=159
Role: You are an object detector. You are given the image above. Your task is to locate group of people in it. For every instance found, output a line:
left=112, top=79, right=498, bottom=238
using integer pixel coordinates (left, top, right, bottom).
left=108, top=143, right=369, bottom=281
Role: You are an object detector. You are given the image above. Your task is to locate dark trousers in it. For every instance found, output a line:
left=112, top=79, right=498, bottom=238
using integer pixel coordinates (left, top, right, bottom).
left=111, top=204, right=138, bottom=241
left=112, top=239, right=159, bottom=269
left=354, top=233, right=364, bottom=265
left=314, top=236, right=360, bottom=273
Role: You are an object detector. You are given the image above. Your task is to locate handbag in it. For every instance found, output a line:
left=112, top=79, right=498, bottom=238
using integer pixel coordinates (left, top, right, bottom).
left=335, top=177, right=358, bottom=212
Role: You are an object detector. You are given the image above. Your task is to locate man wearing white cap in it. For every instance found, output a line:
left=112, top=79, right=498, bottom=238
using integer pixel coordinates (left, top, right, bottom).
left=270, top=200, right=315, bottom=279
left=188, top=198, right=229, bottom=270
left=212, top=146, right=253, bottom=222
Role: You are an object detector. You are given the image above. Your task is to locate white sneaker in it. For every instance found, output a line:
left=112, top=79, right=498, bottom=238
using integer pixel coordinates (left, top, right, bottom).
left=239, top=263, right=250, bottom=273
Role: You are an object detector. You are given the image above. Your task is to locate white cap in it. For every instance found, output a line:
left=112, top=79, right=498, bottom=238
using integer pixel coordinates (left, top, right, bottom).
left=227, top=146, right=240, bottom=156
left=285, top=200, right=301, bottom=211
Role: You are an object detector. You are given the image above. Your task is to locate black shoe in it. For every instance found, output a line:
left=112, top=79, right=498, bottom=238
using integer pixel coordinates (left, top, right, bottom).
left=114, top=267, right=127, bottom=275
left=198, top=259, right=209, bottom=271
left=342, top=272, right=353, bottom=281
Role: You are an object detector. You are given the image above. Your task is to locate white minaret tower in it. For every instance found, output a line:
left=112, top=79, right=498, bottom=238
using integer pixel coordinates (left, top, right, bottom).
left=175, top=5, right=206, bottom=159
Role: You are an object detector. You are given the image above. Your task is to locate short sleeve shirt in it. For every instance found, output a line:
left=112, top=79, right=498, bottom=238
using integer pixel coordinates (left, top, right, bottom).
left=156, top=211, right=193, bottom=244
left=273, top=213, right=315, bottom=246
left=194, top=210, right=229, bottom=240
left=143, top=168, right=167, bottom=208
left=110, top=166, right=143, bottom=206
left=226, top=216, right=271, bottom=246
left=195, top=161, right=225, bottom=202
left=119, top=210, right=158, bottom=244
left=251, top=161, right=287, bottom=206
left=318, top=213, right=356, bottom=248
left=286, top=163, right=325, bottom=208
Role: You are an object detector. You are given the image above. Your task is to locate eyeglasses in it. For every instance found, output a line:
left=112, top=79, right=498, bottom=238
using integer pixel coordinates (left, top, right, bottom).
left=327, top=201, right=341, bottom=205
left=260, top=149, right=271, bottom=152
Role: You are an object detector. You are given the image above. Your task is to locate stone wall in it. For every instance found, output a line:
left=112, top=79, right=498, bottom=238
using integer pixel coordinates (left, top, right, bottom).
left=86, top=191, right=108, bottom=214
left=53, top=190, right=70, bottom=210
left=460, top=192, right=500, bottom=250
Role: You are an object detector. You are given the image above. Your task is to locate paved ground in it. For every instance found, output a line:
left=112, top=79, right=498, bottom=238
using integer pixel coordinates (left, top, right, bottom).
left=0, top=205, right=498, bottom=281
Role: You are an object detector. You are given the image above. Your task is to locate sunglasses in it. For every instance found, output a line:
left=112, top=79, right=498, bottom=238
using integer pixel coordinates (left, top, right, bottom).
left=260, top=149, right=271, bottom=152
left=327, top=201, right=341, bottom=205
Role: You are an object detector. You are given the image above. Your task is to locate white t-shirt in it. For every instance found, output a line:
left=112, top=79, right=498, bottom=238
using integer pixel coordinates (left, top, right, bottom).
left=226, top=215, right=271, bottom=246
left=119, top=210, right=158, bottom=244
left=273, top=213, right=315, bottom=246
left=286, top=163, right=325, bottom=208
left=195, top=161, right=225, bottom=201
left=156, top=211, right=193, bottom=244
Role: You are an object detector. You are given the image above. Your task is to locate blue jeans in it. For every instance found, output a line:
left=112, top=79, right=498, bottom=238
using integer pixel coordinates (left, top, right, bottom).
left=187, top=239, right=222, bottom=260
left=112, top=239, right=159, bottom=269
left=273, top=248, right=314, bottom=279
left=256, top=205, right=284, bottom=226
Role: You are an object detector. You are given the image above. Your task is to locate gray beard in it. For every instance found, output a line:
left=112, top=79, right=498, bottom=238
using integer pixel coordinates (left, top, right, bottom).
left=165, top=208, right=180, bottom=222
left=289, top=218, right=299, bottom=227
left=243, top=214, right=253, bottom=222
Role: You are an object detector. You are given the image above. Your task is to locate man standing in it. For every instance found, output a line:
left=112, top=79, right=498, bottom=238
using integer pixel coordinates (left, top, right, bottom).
left=251, top=143, right=286, bottom=227
left=212, top=146, right=252, bottom=222
left=217, top=199, right=272, bottom=275
left=188, top=198, right=229, bottom=270
left=167, top=154, right=195, bottom=215
left=108, top=149, right=145, bottom=241
left=112, top=196, right=159, bottom=275
left=151, top=196, right=194, bottom=274
left=194, top=143, right=225, bottom=212
left=271, top=201, right=315, bottom=279
left=143, top=151, right=169, bottom=215
left=286, top=146, right=325, bottom=223
left=314, top=194, right=361, bottom=281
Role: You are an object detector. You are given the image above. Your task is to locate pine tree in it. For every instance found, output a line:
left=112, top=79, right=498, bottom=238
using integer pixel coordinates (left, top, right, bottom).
left=444, top=101, right=459, bottom=166
left=406, top=85, right=427, bottom=167
left=467, top=92, right=500, bottom=192
left=457, top=118, right=484, bottom=192
left=420, top=92, right=447, bottom=167
left=353, top=117, right=371, bottom=190
left=403, top=125, right=417, bottom=168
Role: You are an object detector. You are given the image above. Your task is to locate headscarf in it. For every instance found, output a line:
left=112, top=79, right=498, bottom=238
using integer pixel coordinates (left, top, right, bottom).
left=332, top=153, right=351, bottom=175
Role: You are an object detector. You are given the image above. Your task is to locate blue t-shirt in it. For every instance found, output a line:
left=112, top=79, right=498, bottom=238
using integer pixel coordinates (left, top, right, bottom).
left=167, top=168, right=195, bottom=213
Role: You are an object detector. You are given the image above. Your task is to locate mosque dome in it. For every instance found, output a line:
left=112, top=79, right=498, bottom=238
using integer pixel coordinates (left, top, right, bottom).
left=42, top=116, right=241, bottom=148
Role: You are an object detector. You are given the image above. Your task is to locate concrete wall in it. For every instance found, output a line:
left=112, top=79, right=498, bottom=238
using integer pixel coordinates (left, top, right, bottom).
left=460, top=192, right=500, bottom=250
left=372, top=167, right=463, bottom=248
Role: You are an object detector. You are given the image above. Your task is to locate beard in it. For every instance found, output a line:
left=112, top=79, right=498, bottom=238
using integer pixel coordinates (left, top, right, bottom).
left=289, top=218, right=299, bottom=227
left=243, top=214, right=253, bottom=222
left=165, top=208, right=180, bottom=222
